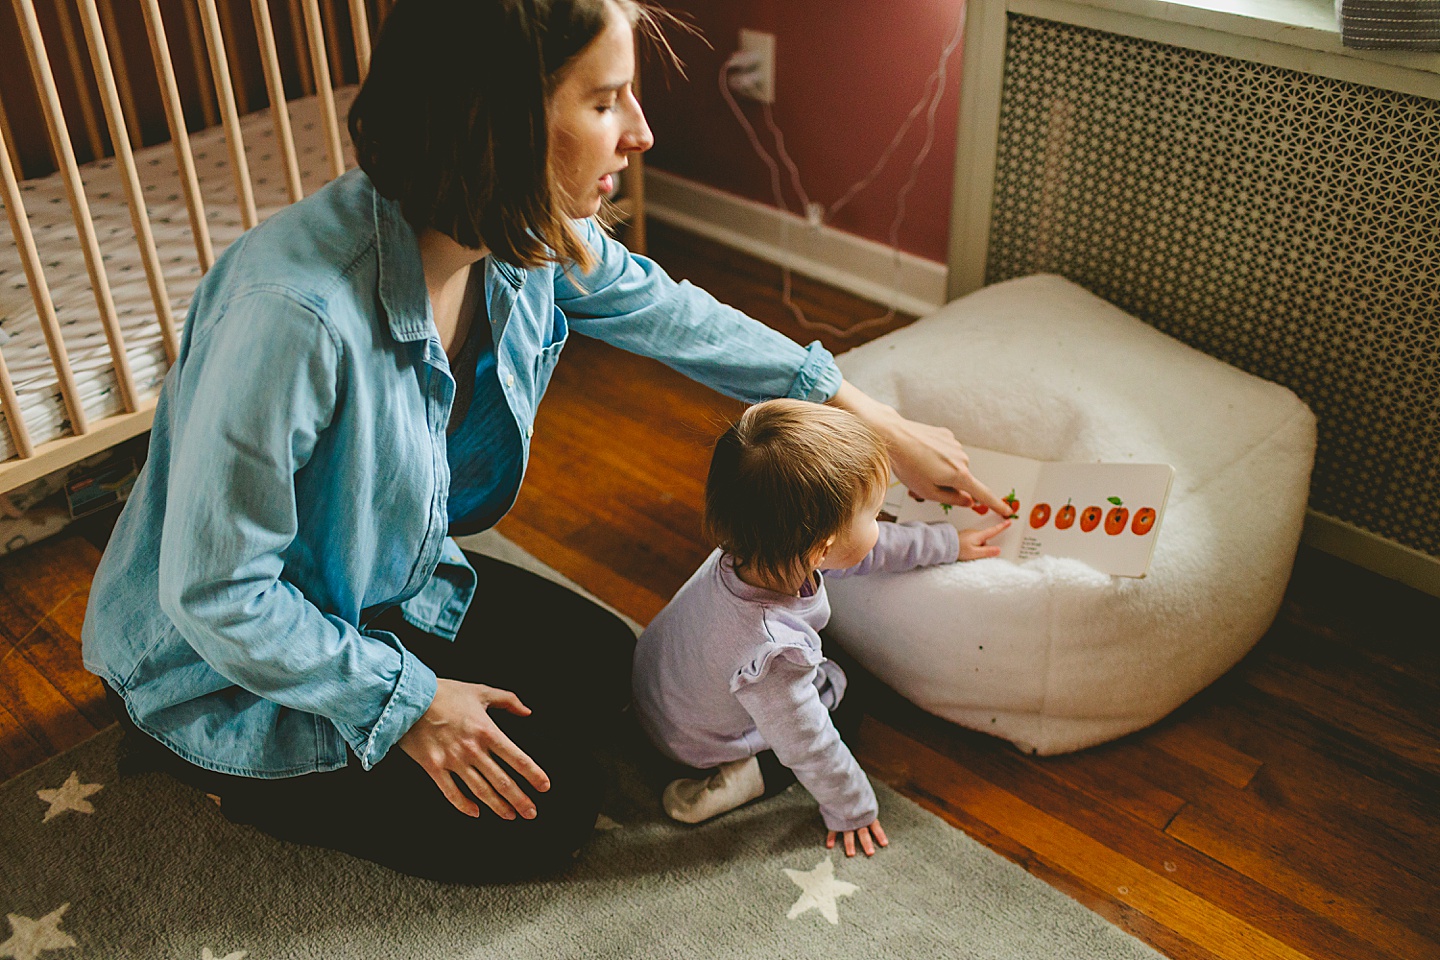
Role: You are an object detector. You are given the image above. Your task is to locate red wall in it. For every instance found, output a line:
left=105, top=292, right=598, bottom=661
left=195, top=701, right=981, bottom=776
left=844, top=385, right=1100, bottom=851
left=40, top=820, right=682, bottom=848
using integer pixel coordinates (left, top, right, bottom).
left=639, top=0, right=967, bottom=264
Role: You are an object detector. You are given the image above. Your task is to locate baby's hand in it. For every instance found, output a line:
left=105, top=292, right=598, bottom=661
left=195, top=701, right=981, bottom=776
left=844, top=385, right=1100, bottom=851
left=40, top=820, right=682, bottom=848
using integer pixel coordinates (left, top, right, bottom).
left=827, top=818, right=889, bottom=857
left=958, top=519, right=1011, bottom=560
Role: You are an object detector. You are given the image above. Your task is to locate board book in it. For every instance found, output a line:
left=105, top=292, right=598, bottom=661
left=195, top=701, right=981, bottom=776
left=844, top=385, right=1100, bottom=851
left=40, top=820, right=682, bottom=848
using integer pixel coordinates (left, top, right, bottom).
left=882, top=447, right=1175, bottom=578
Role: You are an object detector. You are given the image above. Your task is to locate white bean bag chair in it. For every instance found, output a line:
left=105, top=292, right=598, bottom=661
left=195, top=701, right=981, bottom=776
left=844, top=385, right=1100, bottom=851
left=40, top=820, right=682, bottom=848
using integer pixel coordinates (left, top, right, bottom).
left=826, top=274, right=1316, bottom=755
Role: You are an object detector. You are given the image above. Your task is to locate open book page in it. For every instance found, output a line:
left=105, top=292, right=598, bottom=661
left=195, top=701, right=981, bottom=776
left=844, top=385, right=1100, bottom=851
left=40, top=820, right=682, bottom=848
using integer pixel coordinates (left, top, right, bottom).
left=882, top=447, right=1175, bottom=577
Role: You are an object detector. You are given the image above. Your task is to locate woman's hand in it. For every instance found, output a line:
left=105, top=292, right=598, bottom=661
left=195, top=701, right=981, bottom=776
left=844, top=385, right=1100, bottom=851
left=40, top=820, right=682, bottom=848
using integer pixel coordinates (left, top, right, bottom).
left=398, top=678, right=550, bottom=820
left=827, top=818, right=889, bottom=857
left=959, top=518, right=1012, bottom=560
left=827, top=381, right=1011, bottom=516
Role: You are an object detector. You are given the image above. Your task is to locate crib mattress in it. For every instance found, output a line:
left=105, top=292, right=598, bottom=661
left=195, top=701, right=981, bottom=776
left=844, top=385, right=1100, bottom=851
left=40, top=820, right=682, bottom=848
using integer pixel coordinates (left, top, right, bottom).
left=0, top=87, right=358, bottom=464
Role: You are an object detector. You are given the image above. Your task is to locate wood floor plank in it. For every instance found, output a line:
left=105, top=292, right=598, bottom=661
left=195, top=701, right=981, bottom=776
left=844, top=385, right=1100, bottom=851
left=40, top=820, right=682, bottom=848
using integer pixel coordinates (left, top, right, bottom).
left=856, top=693, right=1409, bottom=960
left=1241, top=654, right=1439, bottom=778
left=1146, top=722, right=1264, bottom=790
left=1281, top=550, right=1440, bottom=675
left=0, top=697, right=50, bottom=783
left=0, top=646, right=100, bottom=757
left=1266, top=612, right=1440, bottom=724
left=860, top=722, right=1323, bottom=960
left=0, top=532, right=103, bottom=625
left=0, top=591, right=29, bottom=657
left=14, top=591, right=110, bottom=730
left=493, top=514, right=669, bottom=626
left=1164, top=801, right=1439, bottom=960
left=1185, top=685, right=1440, bottom=884
left=1028, top=736, right=1194, bottom=830
left=1019, top=742, right=1186, bottom=829
left=502, top=483, right=703, bottom=617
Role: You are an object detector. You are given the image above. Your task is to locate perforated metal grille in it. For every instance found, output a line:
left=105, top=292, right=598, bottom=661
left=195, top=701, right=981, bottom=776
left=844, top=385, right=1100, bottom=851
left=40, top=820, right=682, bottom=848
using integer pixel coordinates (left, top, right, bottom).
left=986, top=14, right=1440, bottom=558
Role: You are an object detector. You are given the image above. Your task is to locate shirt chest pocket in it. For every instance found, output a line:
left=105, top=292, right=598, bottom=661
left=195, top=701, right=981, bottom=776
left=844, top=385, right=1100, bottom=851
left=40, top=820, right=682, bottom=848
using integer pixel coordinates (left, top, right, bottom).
left=535, top=307, right=568, bottom=387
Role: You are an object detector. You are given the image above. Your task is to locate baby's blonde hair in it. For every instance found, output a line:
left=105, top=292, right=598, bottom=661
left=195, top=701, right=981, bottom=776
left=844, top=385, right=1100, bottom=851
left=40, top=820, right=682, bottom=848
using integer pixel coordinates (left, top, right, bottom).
left=704, top=399, right=890, bottom=583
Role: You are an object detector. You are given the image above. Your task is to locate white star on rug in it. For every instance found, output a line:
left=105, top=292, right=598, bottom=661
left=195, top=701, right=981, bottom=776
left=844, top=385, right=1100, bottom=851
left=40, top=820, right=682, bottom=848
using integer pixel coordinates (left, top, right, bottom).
left=36, top=772, right=102, bottom=823
left=200, top=948, right=247, bottom=960
left=0, top=904, right=77, bottom=960
left=783, top=857, right=858, bottom=925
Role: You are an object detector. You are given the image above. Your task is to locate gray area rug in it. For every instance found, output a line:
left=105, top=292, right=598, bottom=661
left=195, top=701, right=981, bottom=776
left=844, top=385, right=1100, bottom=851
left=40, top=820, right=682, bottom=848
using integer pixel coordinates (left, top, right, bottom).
left=1, top=533, right=1163, bottom=959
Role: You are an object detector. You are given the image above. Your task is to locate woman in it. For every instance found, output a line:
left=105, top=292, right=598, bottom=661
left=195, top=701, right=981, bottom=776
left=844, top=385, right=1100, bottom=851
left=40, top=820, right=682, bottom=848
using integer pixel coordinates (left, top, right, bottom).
left=82, top=0, right=1007, bottom=883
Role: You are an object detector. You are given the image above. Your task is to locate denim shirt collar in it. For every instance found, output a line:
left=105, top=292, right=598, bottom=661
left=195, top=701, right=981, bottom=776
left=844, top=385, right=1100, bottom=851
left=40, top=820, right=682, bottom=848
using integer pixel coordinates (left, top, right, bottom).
left=372, top=186, right=525, bottom=347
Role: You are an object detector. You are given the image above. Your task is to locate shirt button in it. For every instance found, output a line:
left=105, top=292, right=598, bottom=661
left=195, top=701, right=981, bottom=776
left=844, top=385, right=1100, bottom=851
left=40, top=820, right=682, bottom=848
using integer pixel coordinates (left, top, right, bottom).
left=506, top=373, right=515, bottom=388
left=526, top=423, right=534, bottom=438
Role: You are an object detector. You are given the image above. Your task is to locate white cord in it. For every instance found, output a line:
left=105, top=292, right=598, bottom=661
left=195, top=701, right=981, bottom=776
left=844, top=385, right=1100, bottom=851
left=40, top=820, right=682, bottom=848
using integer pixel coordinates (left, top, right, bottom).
left=718, top=1, right=967, bottom=339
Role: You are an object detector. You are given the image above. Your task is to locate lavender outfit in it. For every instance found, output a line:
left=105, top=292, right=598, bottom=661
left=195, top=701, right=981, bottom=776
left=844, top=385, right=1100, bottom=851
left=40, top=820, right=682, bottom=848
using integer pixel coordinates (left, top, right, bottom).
left=632, top=521, right=960, bottom=832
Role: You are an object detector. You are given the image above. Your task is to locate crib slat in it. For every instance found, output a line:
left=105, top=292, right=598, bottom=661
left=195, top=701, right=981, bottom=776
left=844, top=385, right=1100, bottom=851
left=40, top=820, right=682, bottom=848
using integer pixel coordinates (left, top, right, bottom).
left=50, top=0, right=108, bottom=161
left=347, top=0, right=370, bottom=79
left=0, top=120, right=36, bottom=457
left=11, top=0, right=140, bottom=414
left=251, top=0, right=304, bottom=203
left=140, top=0, right=215, bottom=271
left=198, top=0, right=259, bottom=229
left=0, top=341, right=34, bottom=460
left=178, top=0, right=219, bottom=129
left=0, top=94, right=24, bottom=180
left=301, top=0, right=345, bottom=180
left=216, top=0, right=252, bottom=115
left=78, top=0, right=181, bottom=365
left=0, top=121, right=91, bottom=439
left=97, top=0, right=143, bottom=149
left=285, top=0, right=314, bottom=97
left=319, top=0, right=344, bottom=88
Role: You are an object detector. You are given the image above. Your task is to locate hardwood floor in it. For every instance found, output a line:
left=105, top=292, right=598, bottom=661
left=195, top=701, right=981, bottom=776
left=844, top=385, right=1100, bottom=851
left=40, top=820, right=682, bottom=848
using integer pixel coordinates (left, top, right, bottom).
left=1, top=220, right=1435, bottom=960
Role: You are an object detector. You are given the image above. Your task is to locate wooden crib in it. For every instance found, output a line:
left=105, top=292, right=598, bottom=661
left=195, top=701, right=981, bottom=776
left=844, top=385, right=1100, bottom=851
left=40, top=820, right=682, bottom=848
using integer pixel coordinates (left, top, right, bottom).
left=0, top=0, right=645, bottom=498
left=0, top=0, right=381, bottom=494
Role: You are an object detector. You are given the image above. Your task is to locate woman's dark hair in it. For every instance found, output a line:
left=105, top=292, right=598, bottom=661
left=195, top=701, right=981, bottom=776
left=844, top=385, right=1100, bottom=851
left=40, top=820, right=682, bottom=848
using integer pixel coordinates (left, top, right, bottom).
left=348, top=0, right=643, bottom=271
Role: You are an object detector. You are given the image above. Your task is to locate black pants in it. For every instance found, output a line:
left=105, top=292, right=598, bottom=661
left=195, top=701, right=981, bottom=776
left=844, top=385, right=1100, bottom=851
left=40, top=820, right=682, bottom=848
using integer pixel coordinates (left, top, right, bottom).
left=109, top=551, right=637, bottom=884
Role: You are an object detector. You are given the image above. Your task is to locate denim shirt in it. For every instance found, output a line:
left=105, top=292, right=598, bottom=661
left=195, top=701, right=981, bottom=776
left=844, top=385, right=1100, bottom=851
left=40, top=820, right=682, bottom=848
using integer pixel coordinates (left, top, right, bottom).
left=80, top=169, right=842, bottom=779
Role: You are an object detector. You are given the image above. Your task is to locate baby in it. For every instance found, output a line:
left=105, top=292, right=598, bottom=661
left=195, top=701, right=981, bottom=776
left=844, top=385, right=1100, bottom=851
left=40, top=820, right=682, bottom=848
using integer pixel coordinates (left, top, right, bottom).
left=631, top=399, right=1010, bottom=856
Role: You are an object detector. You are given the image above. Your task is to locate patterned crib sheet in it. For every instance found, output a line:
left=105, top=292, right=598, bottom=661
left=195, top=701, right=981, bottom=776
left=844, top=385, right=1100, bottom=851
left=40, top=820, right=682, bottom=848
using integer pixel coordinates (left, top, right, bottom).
left=0, top=86, right=358, bottom=463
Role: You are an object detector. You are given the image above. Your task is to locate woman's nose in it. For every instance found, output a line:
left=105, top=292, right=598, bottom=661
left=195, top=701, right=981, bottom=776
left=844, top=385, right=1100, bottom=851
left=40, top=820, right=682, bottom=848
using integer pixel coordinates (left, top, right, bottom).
left=623, top=98, right=654, bottom=154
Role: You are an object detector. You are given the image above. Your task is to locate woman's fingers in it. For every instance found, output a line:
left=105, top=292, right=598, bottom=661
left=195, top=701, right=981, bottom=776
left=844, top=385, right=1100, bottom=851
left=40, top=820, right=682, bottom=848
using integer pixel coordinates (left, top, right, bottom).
left=958, top=475, right=1011, bottom=516
left=399, top=679, right=551, bottom=819
left=487, top=687, right=533, bottom=717
left=826, top=830, right=837, bottom=849
left=469, top=754, right=536, bottom=820
left=424, top=764, right=480, bottom=818
left=843, top=830, right=857, bottom=857
left=858, top=827, right=875, bottom=857
left=871, top=819, right=889, bottom=848
left=489, top=729, right=551, bottom=793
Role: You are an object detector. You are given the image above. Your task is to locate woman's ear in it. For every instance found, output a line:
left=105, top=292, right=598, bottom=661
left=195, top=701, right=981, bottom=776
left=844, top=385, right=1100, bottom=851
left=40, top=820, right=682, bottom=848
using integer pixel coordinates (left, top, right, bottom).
left=812, top=535, right=836, bottom=564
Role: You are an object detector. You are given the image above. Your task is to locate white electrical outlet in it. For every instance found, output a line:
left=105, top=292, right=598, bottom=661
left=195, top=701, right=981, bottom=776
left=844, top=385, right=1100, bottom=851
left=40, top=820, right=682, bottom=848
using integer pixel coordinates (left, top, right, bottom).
left=731, top=28, right=776, bottom=104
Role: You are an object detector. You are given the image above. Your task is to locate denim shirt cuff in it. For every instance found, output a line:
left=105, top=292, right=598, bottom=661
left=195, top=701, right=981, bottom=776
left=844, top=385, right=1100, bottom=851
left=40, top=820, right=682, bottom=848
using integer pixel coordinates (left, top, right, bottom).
left=350, top=638, right=437, bottom=770
left=787, top=340, right=843, bottom=402
left=399, top=537, right=478, bottom=641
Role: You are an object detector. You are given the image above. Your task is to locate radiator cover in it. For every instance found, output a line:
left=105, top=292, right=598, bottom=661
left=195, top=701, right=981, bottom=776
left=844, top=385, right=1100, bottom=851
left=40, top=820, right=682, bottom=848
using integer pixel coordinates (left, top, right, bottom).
left=984, top=14, right=1439, bottom=559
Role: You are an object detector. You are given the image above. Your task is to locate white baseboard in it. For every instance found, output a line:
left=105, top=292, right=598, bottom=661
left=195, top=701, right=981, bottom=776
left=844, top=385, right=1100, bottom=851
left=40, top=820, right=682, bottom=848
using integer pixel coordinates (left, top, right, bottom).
left=1303, top=511, right=1440, bottom=599
left=644, top=169, right=949, bottom=319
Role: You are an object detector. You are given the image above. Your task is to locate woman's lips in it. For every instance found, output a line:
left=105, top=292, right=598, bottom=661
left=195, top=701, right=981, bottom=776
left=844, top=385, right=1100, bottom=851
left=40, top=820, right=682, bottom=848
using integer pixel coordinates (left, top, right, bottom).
left=599, top=173, right=614, bottom=194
